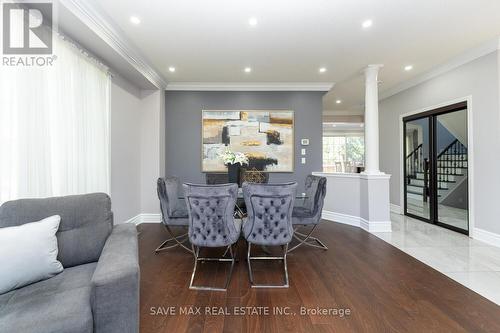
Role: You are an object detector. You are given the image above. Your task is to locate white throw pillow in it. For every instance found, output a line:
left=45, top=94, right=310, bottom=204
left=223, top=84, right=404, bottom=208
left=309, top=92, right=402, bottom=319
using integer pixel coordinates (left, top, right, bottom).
left=0, top=215, right=64, bottom=294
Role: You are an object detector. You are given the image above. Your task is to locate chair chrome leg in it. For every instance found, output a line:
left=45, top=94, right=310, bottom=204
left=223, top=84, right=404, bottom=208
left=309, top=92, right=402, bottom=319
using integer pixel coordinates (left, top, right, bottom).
left=189, top=244, right=236, bottom=291
left=222, top=240, right=240, bottom=261
left=247, top=243, right=254, bottom=283
left=154, top=224, right=193, bottom=254
left=189, top=245, right=200, bottom=289
left=295, top=230, right=329, bottom=248
left=287, top=225, right=328, bottom=253
left=222, top=244, right=230, bottom=257
left=225, top=245, right=236, bottom=290
left=154, top=232, right=188, bottom=253
left=247, top=242, right=289, bottom=288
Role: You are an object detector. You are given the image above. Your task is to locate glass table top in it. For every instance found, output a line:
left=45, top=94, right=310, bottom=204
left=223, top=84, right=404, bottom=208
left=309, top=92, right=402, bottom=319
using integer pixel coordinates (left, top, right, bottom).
left=178, top=194, right=307, bottom=199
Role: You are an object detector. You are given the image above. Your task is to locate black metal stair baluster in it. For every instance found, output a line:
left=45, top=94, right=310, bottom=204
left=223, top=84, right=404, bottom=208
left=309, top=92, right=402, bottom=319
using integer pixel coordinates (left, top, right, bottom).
left=423, top=158, right=429, bottom=202
left=406, top=143, right=424, bottom=187
left=454, top=143, right=457, bottom=170
left=437, top=138, right=467, bottom=183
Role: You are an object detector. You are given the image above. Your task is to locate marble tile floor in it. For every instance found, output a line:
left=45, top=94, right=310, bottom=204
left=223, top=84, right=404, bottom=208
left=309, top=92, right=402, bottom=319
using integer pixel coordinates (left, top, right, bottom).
left=406, top=198, right=468, bottom=230
left=373, top=213, right=500, bottom=305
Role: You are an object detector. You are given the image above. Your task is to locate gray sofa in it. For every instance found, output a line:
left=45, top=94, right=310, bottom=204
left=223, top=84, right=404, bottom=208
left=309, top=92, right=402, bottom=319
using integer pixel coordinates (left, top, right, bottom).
left=0, top=193, right=139, bottom=333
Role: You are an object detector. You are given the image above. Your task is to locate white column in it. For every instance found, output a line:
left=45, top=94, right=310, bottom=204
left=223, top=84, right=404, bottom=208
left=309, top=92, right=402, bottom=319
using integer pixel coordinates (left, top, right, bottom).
left=363, top=64, right=384, bottom=175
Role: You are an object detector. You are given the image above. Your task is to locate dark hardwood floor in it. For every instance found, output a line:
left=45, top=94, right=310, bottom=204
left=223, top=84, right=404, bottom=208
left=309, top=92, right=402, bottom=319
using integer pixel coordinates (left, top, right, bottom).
left=138, top=222, right=500, bottom=333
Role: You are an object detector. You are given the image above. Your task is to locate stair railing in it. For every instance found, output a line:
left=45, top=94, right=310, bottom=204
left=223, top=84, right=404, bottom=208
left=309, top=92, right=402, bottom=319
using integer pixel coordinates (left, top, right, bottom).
left=406, top=143, right=423, bottom=183
left=437, top=139, right=467, bottom=183
left=423, top=158, right=429, bottom=202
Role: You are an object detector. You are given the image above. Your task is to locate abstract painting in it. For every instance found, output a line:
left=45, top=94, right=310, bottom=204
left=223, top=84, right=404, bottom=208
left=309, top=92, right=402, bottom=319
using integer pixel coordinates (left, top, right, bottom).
left=202, top=110, right=294, bottom=172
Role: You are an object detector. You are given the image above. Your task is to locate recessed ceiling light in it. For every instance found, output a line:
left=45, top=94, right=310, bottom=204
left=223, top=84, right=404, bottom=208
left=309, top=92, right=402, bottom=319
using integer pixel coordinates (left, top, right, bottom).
left=404, top=65, right=413, bottom=71
left=168, top=67, right=176, bottom=72
left=244, top=67, right=252, bottom=73
left=130, top=16, right=141, bottom=25
left=319, top=67, right=327, bottom=73
left=360, top=124, right=364, bottom=127
left=248, top=17, right=258, bottom=26
left=362, top=19, right=373, bottom=28
left=336, top=99, right=342, bottom=104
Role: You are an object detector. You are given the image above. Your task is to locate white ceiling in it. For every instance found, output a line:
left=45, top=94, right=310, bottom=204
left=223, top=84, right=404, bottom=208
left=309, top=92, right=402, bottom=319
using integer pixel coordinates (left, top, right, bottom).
left=85, top=0, right=500, bottom=111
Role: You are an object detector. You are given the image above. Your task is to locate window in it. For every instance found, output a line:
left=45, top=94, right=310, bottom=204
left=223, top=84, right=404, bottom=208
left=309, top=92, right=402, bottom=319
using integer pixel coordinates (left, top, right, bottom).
left=0, top=34, right=111, bottom=204
left=323, top=135, right=364, bottom=173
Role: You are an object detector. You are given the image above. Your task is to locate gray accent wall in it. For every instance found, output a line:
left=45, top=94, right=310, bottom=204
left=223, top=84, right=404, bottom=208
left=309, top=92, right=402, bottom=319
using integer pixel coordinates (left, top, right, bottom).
left=379, top=51, right=500, bottom=234
left=165, top=91, right=324, bottom=191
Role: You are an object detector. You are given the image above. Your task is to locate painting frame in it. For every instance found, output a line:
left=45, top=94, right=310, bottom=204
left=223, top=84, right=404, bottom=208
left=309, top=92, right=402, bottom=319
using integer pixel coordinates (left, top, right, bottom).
left=201, top=110, right=295, bottom=173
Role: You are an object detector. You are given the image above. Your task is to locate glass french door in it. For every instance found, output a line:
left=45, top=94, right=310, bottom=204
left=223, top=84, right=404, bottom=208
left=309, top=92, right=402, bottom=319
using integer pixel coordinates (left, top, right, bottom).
left=404, top=117, right=431, bottom=220
left=403, top=102, right=469, bottom=235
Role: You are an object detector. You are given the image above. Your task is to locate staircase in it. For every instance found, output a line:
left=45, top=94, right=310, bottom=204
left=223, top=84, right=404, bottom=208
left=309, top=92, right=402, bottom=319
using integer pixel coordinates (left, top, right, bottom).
left=406, top=139, right=467, bottom=202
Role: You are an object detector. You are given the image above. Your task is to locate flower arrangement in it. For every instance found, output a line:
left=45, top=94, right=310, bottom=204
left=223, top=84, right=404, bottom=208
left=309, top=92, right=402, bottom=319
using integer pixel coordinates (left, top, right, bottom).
left=218, top=148, right=249, bottom=166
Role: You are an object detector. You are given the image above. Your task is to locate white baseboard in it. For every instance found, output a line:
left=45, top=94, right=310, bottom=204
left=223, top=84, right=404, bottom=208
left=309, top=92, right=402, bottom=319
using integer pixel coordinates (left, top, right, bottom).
left=390, top=204, right=402, bottom=214
left=322, top=210, right=392, bottom=232
left=125, top=213, right=161, bottom=225
left=124, top=215, right=141, bottom=225
left=473, top=228, right=500, bottom=248
left=360, top=218, right=392, bottom=233
left=129, top=210, right=391, bottom=233
left=322, top=210, right=360, bottom=227
left=127, top=211, right=393, bottom=233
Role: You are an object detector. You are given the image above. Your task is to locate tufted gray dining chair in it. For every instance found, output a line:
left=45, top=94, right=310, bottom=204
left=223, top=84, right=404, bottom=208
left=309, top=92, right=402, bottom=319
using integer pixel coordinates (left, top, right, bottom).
left=242, top=182, right=297, bottom=288
left=183, top=183, right=241, bottom=291
left=288, top=175, right=328, bottom=253
left=156, top=177, right=193, bottom=254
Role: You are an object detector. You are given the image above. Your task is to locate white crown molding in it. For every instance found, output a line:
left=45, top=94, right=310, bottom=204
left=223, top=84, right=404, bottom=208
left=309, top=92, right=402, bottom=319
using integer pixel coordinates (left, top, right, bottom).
left=380, top=37, right=500, bottom=100
left=165, top=82, right=335, bottom=91
left=60, top=0, right=168, bottom=89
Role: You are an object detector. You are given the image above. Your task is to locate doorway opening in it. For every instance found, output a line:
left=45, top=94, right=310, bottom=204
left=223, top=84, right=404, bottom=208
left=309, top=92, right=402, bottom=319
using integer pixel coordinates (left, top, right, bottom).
left=403, top=101, right=469, bottom=235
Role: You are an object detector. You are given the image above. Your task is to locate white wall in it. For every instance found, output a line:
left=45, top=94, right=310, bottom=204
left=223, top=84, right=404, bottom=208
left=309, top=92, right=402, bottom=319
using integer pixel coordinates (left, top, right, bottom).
left=110, top=77, right=165, bottom=223
left=379, top=51, right=500, bottom=235
left=320, top=174, right=361, bottom=218
left=314, top=172, right=391, bottom=232
left=139, top=89, right=164, bottom=215
left=110, top=75, right=142, bottom=223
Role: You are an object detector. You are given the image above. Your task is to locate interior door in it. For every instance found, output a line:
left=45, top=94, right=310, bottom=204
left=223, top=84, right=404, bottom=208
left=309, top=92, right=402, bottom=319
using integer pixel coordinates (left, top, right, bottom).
left=403, top=102, right=469, bottom=235
left=434, top=109, right=469, bottom=234
left=404, top=118, right=431, bottom=221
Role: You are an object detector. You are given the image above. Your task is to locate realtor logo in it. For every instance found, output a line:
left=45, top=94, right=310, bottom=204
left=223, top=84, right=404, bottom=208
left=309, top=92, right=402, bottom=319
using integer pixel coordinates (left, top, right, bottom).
left=2, top=2, right=53, bottom=54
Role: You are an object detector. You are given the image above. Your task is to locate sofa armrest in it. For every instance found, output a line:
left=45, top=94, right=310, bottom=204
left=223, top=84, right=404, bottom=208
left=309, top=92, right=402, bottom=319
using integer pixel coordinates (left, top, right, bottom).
left=91, top=223, right=139, bottom=333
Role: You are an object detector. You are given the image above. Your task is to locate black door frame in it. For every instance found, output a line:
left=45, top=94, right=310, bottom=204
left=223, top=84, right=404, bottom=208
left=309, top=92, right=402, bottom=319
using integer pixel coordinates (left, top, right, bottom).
left=403, top=101, right=469, bottom=235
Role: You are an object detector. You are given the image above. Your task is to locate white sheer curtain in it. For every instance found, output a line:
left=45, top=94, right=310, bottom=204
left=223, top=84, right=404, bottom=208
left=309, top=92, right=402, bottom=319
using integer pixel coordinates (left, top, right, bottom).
left=0, top=34, right=110, bottom=204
